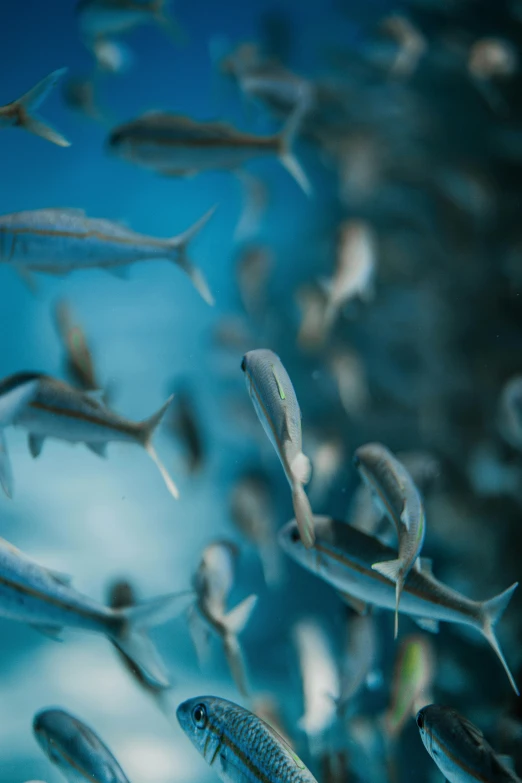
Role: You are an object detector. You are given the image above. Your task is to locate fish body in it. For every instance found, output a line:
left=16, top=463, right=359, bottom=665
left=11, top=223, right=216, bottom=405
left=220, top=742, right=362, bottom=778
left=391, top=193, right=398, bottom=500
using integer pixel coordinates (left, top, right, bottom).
left=279, top=516, right=518, bottom=693
left=76, top=0, right=176, bottom=40
left=169, top=387, right=205, bottom=474
left=54, top=301, right=99, bottom=391
left=241, top=349, right=315, bottom=548
left=417, top=705, right=521, bottom=783
left=63, top=77, right=104, bottom=122
left=177, top=695, right=318, bottom=783
left=354, top=442, right=426, bottom=636
left=383, top=635, right=434, bottom=740
left=338, top=613, right=377, bottom=709
left=0, top=69, right=70, bottom=147
left=0, top=206, right=215, bottom=304
left=34, top=708, right=130, bottom=783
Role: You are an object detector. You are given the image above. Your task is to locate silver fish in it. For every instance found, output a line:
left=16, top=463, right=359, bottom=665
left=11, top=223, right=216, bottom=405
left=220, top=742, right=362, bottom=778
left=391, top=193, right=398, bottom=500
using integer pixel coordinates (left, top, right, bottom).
left=34, top=708, right=130, bottom=783
left=0, top=535, right=191, bottom=687
left=108, top=110, right=311, bottom=195
left=1, top=372, right=179, bottom=500
left=338, top=612, right=378, bottom=710
left=0, top=205, right=215, bottom=304
left=168, top=384, right=205, bottom=475
left=278, top=516, right=518, bottom=693
left=0, top=69, right=70, bottom=147
left=190, top=540, right=257, bottom=697
left=382, top=634, right=434, bottom=741
left=236, top=245, right=273, bottom=317
left=241, top=349, right=315, bottom=548
left=417, top=705, right=521, bottom=783
left=354, top=442, right=426, bottom=637
left=63, top=76, right=104, bottom=122
left=76, top=0, right=180, bottom=42
left=92, top=38, right=133, bottom=73
left=54, top=301, right=100, bottom=392
left=176, top=695, right=318, bottom=783
left=380, top=15, right=427, bottom=78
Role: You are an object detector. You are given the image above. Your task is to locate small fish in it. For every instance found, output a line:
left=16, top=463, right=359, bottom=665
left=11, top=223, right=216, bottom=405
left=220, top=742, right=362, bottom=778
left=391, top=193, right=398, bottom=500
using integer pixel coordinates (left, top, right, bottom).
left=241, top=349, right=315, bottom=548
left=308, top=434, right=344, bottom=503
left=381, top=15, right=427, bottom=78
left=76, top=0, right=180, bottom=42
left=468, top=38, right=518, bottom=80
left=296, top=284, right=328, bottom=352
left=168, top=385, right=205, bottom=474
left=1, top=372, right=179, bottom=500
left=236, top=245, right=273, bottom=317
left=177, top=695, right=318, bottom=783
left=322, top=220, right=376, bottom=330
left=0, top=68, right=70, bottom=147
left=62, top=76, right=104, bottom=122
left=382, top=635, right=434, bottom=741
left=338, top=612, right=378, bottom=710
left=279, top=516, right=519, bottom=693
left=189, top=540, right=257, bottom=696
left=54, top=301, right=100, bottom=392
left=0, top=535, right=191, bottom=687
left=0, top=206, right=215, bottom=304
left=354, top=442, right=426, bottom=637
left=92, top=38, right=133, bottom=73
left=417, top=705, right=521, bottom=783
left=34, top=708, right=130, bottom=783
left=230, top=471, right=281, bottom=586
left=329, top=349, right=369, bottom=418
left=108, top=109, right=311, bottom=195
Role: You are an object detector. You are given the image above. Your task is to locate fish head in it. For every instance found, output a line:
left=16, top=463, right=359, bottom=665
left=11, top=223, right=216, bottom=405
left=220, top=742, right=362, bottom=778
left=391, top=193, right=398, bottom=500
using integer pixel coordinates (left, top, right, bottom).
left=33, top=709, right=76, bottom=770
left=416, top=705, right=452, bottom=772
left=278, top=519, right=318, bottom=571
left=176, top=696, right=225, bottom=766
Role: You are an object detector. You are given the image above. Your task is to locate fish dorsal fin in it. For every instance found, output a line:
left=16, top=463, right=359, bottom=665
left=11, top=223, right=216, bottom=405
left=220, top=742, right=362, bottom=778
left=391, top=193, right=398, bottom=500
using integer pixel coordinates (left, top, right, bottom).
left=86, top=442, right=108, bottom=458
left=459, top=716, right=485, bottom=747
left=414, top=557, right=433, bottom=575
left=271, top=364, right=286, bottom=401
left=28, top=434, right=45, bottom=459
left=258, top=717, right=305, bottom=769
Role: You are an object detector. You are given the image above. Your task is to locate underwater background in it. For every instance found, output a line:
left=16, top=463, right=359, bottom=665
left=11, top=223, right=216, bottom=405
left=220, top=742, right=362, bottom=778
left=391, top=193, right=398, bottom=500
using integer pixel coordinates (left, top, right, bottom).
left=1, top=0, right=522, bottom=781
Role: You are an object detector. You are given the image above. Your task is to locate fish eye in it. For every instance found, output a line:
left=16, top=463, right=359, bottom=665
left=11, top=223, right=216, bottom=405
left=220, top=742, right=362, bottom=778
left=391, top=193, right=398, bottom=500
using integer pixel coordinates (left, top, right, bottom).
left=240, top=357, right=246, bottom=372
left=290, top=527, right=301, bottom=544
left=416, top=712, right=424, bottom=730
left=192, top=703, right=207, bottom=729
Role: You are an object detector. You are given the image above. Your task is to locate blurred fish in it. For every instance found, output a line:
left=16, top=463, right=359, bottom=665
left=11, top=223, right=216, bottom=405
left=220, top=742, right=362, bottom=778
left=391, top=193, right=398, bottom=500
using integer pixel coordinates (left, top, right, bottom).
left=381, top=15, right=427, bottom=78
left=34, top=708, right=130, bottom=783
left=241, top=349, right=315, bottom=548
left=354, top=442, right=426, bottom=637
left=498, top=375, right=522, bottom=450
left=382, top=635, right=434, bottom=741
left=189, top=540, right=257, bottom=696
left=308, top=433, right=344, bottom=503
left=177, top=695, right=318, bottom=783
left=322, top=220, right=376, bottom=331
left=338, top=612, right=378, bottom=710
left=468, top=38, right=518, bottom=114
left=54, top=301, right=100, bottom=392
left=234, top=171, right=269, bottom=243
left=329, top=349, right=369, bottom=418
left=92, top=37, right=133, bottom=73
left=63, top=76, right=104, bottom=122
left=0, top=535, right=191, bottom=687
left=168, top=385, right=205, bottom=475
left=416, top=705, right=521, bottom=783
left=1, top=372, right=180, bottom=500
left=77, top=0, right=180, bottom=42
left=108, top=109, right=311, bottom=195
left=0, top=206, right=215, bottom=304
left=293, top=619, right=339, bottom=750
left=237, top=245, right=273, bottom=317
left=0, top=68, right=70, bottom=147
left=230, top=471, right=281, bottom=586
left=296, top=284, right=328, bottom=352
left=279, top=516, right=519, bottom=693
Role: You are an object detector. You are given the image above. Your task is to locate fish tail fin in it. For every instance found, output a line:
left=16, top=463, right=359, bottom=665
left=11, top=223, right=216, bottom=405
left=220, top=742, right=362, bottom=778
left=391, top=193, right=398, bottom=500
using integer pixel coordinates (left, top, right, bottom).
left=110, top=590, right=193, bottom=689
left=371, top=559, right=404, bottom=638
left=481, top=582, right=519, bottom=695
left=139, top=395, right=180, bottom=499
left=223, top=594, right=258, bottom=635
left=291, top=484, right=315, bottom=549
left=168, top=206, right=217, bottom=305
left=221, top=595, right=257, bottom=696
left=278, top=105, right=312, bottom=197
left=16, top=68, right=70, bottom=147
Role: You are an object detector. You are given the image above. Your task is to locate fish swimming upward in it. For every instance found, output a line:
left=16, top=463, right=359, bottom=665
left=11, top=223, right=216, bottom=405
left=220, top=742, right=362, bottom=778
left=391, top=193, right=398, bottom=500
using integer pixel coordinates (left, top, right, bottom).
left=0, top=372, right=179, bottom=500
left=107, top=108, right=311, bottom=195
left=279, top=516, right=519, bottom=693
left=0, top=205, right=216, bottom=304
left=0, top=68, right=70, bottom=147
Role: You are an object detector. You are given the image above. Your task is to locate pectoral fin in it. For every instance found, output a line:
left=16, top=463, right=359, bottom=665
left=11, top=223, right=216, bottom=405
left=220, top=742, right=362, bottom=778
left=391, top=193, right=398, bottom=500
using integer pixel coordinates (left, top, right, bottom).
left=28, top=434, right=45, bottom=458
left=86, top=442, right=107, bottom=457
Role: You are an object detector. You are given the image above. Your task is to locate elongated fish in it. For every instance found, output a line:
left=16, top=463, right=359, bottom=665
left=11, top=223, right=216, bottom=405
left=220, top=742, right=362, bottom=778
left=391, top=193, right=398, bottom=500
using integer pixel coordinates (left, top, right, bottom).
left=278, top=516, right=519, bottom=693
left=382, top=634, right=434, bottom=741
left=108, top=109, right=311, bottom=195
left=168, top=385, right=205, bottom=474
left=54, top=301, right=100, bottom=392
left=241, top=349, right=315, bottom=548
left=354, top=442, right=426, bottom=637
left=417, top=705, right=521, bottom=783
left=177, top=695, right=318, bottom=783
left=34, top=708, right=130, bottom=783
left=0, top=69, right=70, bottom=147
left=76, top=0, right=180, bottom=42
left=0, top=535, right=191, bottom=688
left=0, top=205, right=215, bottom=304
left=0, top=372, right=179, bottom=500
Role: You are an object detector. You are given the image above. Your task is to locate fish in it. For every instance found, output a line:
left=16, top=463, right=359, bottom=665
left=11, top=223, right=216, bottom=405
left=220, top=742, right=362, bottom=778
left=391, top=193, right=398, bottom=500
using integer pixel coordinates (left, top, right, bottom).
left=0, top=372, right=180, bottom=500
left=337, top=612, right=378, bottom=710
left=76, top=0, right=180, bottom=43
left=416, top=705, right=521, bottom=783
left=62, top=76, right=104, bottom=122
left=498, top=375, right=522, bottom=450
left=168, top=385, right=205, bottom=474
left=296, top=284, right=328, bottom=352
left=0, top=68, right=70, bottom=147
left=382, top=634, right=434, bottom=741
left=189, top=540, right=257, bottom=696
left=0, top=375, right=41, bottom=497
left=236, top=245, right=273, bottom=317
left=230, top=471, right=281, bottom=586
left=176, top=695, right=319, bottom=783
left=92, top=38, right=133, bottom=73
left=308, top=433, right=344, bottom=503
left=467, top=38, right=518, bottom=114
left=278, top=516, right=519, bottom=693
left=354, top=442, right=426, bottom=637
left=0, top=535, right=191, bottom=687
left=380, top=15, right=427, bottom=78
left=252, top=696, right=294, bottom=748
left=329, top=349, right=369, bottom=418
left=33, top=708, right=130, bottom=783
left=54, top=301, right=100, bottom=392
left=322, top=220, right=376, bottom=330
left=0, top=205, right=215, bottom=304
left=241, top=349, right=315, bottom=548
left=107, top=108, right=311, bottom=195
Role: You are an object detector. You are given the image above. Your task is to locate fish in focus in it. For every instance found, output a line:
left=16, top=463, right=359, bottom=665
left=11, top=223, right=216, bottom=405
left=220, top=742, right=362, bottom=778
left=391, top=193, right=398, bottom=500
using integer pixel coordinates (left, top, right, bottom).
left=76, top=0, right=180, bottom=43
left=189, top=540, right=257, bottom=696
left=177, top=695, right=319, bottom=783
left=107, top=108, right=311, bottom=195
left=34, top=708, right=130, bottom=783
left=0, top=372, right=179, bottom=500
left=279, top=516, right=519, bottom=693
left=54, top=301, right=100, bottom=392
left=241, top=349, right=315, bottom=548
left=354, top=442, right=426, bottom=637
left=0, top=68, right=70, bottom=147
left=417, top=705, right=521, bottom=783
left=0, top=535, right=191, bottom=687
left=382, top=634, right=434, bottom=742
left=0, top=206, right=215, bottom=304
